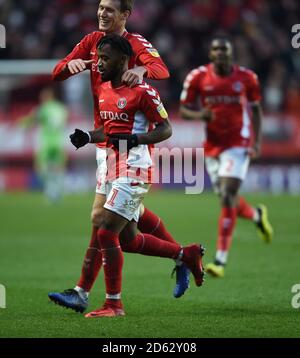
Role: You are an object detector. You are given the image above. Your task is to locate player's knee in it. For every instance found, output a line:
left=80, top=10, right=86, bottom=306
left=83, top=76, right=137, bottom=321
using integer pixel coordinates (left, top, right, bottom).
left=139, top=203, right=145, bottom=217
left=91, top=207, right=104, bottom=227
left=220, top=189, right=237, bottom=207
left=100, top=220, right=116, bottom=232
left=120, top=233, right=140, bottom=253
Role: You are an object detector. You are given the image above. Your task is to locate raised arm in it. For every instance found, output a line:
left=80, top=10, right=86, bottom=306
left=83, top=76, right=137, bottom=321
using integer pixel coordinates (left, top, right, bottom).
left=52, top=33, right=94, bottom=81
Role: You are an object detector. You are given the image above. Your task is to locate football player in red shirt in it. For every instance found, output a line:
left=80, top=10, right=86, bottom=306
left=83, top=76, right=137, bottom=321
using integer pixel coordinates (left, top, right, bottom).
left=180, top=38, right=273, bottom=278
left=48, top=0, right=190, bottom=314
left=65, top=34, right=205, bottom=317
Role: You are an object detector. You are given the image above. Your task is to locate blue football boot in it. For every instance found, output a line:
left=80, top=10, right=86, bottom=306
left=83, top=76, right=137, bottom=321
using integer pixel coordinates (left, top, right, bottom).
left=172, top=263, right=190, bottom=298
left=48, top=289, right=88, bottom=313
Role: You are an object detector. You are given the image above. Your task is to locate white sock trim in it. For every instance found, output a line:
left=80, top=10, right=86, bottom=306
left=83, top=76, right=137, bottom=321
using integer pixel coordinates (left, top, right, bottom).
left=215, top=250, right=228, bottom=265
left=74, top=286, right=89, bottom=298
left=253, top=208, right=260, bottom=223
left=176, top=248, right=183, bottom=264
left=101, top=245, right=121, bottom=252
left=106, top=293, right=121, bottom=300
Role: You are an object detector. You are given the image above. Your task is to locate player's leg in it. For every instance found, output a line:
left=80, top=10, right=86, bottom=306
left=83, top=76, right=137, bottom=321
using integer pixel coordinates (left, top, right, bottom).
left=206, top=147, right=247, bottom=277
left=85, top=178, right=205, bottom=318
left=138, top=204, right=190, bottom=298
left=85, top=178, right=143, bottom=318
left=45, top=146, right=66, bottom=203
left=112, top=180, right=204, bottom=291
left=88, top=209, right=128, bottom=318
left=35, top=148, right=47, bottom=196
left=236, top=196, right=273, bottom=243
left=206, top=152, right=273, bottom=248
left=48, top=193, right=105, bottom=312
left=48, top=148, right=108, bottom=312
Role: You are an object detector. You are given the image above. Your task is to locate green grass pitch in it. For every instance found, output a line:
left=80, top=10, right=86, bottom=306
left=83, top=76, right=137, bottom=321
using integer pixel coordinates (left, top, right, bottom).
left=0, top=190, right=299, bottom=338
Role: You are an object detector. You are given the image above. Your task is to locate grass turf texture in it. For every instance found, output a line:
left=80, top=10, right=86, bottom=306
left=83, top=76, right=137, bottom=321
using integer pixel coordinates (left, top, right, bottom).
left=0, top=191, right=299, bottom=338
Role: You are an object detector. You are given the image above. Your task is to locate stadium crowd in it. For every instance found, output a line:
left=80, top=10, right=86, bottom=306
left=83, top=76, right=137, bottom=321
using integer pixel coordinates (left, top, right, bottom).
left=1, top=0, right=300, bottom=113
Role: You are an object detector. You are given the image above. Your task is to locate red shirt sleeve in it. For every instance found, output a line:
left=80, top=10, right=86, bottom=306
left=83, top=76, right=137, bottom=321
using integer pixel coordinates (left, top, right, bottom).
left=129, top=34, right=170, bottom=80
left=139, top=84, right=168, bottom=124
left=180, top=68, right=202, bottom=106
left=245, top=70, right=261, bottom=103
left=52, top=32, right=95, bottom=81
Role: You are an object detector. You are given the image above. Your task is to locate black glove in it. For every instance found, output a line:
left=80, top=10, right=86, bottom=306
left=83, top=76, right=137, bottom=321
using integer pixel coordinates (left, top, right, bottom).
left=108, top=133, right=139, bottom=151
left=69, top=128, right=90, bottom=149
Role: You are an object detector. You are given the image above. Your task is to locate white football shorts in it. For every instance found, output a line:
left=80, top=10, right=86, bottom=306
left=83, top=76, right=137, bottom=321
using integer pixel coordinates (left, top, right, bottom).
left=205, top=146, right=250, bottom=191
left=95, top=147, right=107, bottom=195
left=104, top=177, right=150, bottom=222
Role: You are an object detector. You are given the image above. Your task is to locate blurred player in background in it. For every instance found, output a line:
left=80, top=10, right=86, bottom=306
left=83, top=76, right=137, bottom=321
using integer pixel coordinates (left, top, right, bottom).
left=48, top=0, right=190, bottom=314
left=59, top=34, right=205, bottom=317
left=19, top=86, right=68, bottom=203
left=180, top=38, right=274, bottom=278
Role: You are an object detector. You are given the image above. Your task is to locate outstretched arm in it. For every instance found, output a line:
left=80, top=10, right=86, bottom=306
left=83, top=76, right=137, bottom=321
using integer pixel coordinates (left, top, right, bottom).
left=180, top=104, right=214, bottom=123
left=69, top=127, right=105, bottom=149
left=136, top=118, right=172, bottom=144
left=52, top=34, right=93, bottom=81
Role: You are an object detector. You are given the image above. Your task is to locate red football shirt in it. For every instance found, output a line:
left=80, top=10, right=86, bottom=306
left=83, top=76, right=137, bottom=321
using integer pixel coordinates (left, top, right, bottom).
left=180, top=63, right=261, bottom=156
left=52, top=30, right=169, bottom=148
left=98, top=80, right=168, bottom=181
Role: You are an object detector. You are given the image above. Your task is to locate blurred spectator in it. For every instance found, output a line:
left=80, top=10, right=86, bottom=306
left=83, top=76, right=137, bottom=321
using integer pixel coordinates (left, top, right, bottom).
left=1, top=0, right=300, bottom=111
left=18, top=86, right=68, bottom=203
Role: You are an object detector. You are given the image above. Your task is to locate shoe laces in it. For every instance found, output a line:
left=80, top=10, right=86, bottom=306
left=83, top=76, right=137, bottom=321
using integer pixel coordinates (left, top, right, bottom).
left=63, top=289, right=77, bottom=295
left=171, top=266, right=177, bottom=278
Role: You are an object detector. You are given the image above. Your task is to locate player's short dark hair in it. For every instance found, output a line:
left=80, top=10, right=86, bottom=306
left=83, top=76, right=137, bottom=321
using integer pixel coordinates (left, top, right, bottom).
left=97, top=34, right=134, bottom=58
left=119, top=0, right=134, bottom=14
left=99, top=0, right=134, bottom=14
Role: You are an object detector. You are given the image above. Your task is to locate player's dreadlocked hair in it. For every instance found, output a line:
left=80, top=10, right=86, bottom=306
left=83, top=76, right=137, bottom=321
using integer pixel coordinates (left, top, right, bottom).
left=97, top=34, right=134, bottom=58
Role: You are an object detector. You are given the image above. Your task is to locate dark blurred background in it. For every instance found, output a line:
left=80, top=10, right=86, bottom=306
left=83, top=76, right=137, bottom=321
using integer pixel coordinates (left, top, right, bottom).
left=0, top=0, right=300, bottom=194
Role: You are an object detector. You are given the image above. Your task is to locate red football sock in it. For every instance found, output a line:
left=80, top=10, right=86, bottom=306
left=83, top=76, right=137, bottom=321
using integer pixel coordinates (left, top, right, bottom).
left=217, top=207, right=237, bottom=251
left=105, top=298, right=123, bottom=309
left=121, top=233, right=181, bottom=259
left=77, top=226, right=102, bottom=292
left=237, top=196, right=255, bottom=220
left=138, top=208, right=177, bottom=244
left=98, top=228, right=123, bottom=296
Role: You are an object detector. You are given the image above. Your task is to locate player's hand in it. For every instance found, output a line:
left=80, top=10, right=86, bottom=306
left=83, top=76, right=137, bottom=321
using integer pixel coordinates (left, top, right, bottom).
left=247, top=143, right=261, bottom=159
left=67, top=59, right=93, bottom=74
left=69, top=128, right=90, bottom=149
left=108, top=133, right=139, bottom=151
left=121, top=67, right=146, bottom=88
left=199, top=108, right=214, bottom=123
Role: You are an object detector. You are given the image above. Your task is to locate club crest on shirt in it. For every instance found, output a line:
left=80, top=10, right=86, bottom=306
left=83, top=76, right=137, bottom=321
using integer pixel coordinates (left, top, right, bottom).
left=232, top=81, right=243, bottom=93
left=117, top=98, right=127, bottom=109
